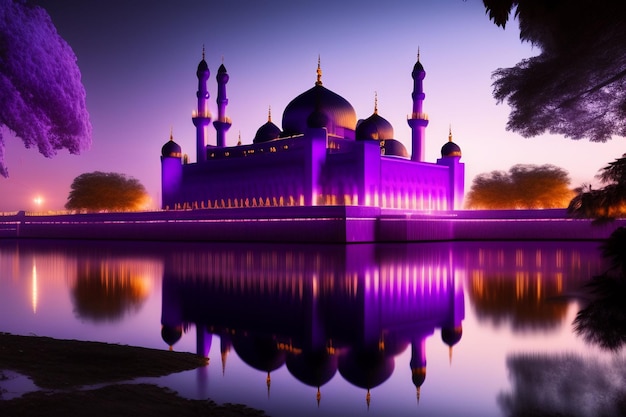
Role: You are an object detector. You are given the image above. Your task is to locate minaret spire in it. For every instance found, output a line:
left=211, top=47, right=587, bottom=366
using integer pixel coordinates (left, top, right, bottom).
left=214, top=58, right=232, bottom=147
left=193, top=46, right=211, bottom=162
left=268, top=106, right=272, bottom=122
left=407, top=50, right=428, bottom=162
left=315, top=55, right=323, bottom=86
left=448, top=124, right=453, bottom=142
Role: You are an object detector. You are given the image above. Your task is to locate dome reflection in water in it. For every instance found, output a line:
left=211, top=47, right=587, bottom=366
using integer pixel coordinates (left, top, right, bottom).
left=160, top=243, right=465, bottom=406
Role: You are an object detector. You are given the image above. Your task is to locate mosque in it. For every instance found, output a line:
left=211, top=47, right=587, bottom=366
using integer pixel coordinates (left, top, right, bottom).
left=161, top=50, right=465, bottom=211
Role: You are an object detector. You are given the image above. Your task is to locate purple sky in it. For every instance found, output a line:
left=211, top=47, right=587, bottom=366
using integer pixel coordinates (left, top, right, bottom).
left=1, top=0, right=623, bottom=212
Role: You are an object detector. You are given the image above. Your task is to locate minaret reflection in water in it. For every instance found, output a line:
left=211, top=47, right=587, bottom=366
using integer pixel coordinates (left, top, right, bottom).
left=160, top=243, right=465, bottom=405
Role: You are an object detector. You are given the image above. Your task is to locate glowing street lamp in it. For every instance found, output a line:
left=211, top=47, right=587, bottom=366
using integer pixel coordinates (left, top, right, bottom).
left=33, top=195, right=44, bottom=210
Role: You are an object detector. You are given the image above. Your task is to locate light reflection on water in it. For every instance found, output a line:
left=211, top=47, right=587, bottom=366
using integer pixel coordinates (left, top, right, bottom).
left=0, top=239, right=618, bottom=417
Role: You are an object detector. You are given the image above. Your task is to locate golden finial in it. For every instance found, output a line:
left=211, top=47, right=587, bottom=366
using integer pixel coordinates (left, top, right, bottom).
left=374, top=91, right=378, bottom=114
left=315, top=55, right=323, bottom=86
left=266, top=372, right=271, bottom=398
left=202, top=44, right=206, bottom=60
left=169, top=126, right=174, bottom=141
left=237, top=131, right=242, bottom=146
left=268, top=106, right=272, bottom=122
left=417, top=46, right=420, bottom=62
left=366, top=389, right=371, bottom=409
left=448, top=124, right=453, bottom=142
left=417, top=386, right=421, bottom=404
left=222, top=354, right=227, bottom=374
left=316, top=387, right=321, bottom=407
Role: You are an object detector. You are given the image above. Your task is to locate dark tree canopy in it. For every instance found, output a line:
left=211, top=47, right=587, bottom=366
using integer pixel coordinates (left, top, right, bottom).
left=568, top=154, right=626, bottom=221
left=65, top=172, right=149, bottom=212
left=0, top=0, right=91, bottom=177
left=466, top=164, right=573, bottom=209
left=483, top=0, right=626, bottom=142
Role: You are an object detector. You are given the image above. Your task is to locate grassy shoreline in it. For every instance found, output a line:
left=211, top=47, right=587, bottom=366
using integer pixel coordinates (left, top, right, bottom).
left=0, top=333, right=267, bottom=416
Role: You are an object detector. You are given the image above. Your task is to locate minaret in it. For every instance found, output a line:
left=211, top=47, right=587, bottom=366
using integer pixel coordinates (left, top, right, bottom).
left=192, top=46, right=212, bottom=162
left=213, top=59, right=232, bottom=147
left=407, top=49, right=429, bottom=162
left=410, top=334, right=428, bottom=404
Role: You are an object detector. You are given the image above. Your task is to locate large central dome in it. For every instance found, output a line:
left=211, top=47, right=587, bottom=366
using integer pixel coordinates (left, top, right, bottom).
left=281, top=64, right=356, bottom=139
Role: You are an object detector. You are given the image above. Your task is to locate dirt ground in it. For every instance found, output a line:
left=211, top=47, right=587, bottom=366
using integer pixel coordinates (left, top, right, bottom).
left=0, top=333, right=267, bottom=417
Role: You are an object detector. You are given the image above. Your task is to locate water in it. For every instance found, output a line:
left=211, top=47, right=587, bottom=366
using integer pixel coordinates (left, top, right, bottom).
left=0, top=238, right=623, bottom=417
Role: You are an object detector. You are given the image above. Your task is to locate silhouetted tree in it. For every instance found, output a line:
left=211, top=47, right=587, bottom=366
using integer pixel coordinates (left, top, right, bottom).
left=568, top=154, right=626, bottom=221
left=573, top=227, right=626, bottom=351
left=0, top=0, right=91, bottom=177
left=65, top=172, right=149, bottom=211
left=482, top=0, right=626, bottom=142
left=466, top=164, right=573, bottom=209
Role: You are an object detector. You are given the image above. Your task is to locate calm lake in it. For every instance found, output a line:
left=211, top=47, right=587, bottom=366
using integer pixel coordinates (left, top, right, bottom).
left=1, top=238, right=624, bottom=417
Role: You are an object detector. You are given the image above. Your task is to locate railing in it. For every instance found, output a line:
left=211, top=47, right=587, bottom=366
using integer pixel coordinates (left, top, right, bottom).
left=192, top=110, right=212, bottom=118
left=407, top=112, right=429, bottom=120
left=214, top=116, right=232, bottom=124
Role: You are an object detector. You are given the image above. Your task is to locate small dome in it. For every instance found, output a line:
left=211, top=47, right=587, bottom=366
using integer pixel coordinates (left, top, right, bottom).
left=286, top=350, right=338, bottom=388
left=253, top=121, right=281, bottom=143
left=254, top=108, right=282, bottom=143
left=380, top=139, right=409, bottom=158
left=441, top=128, right=462, bottom=157
left=338, top=349, right=395, bottom=389
left=441, top=326, right=463, bottom=347
left=161, top=325, right=182, bottom=347
left=253, top=108, right=281, bottom=144
left=356, top=113, right=394, bottom=141
left=441, top=141, right=461, bottom=157
left=282, top=85, right=356, bottom=138
left=162, top=137, right=182, bottom=158
left=232, top=334, right=286, bottom=372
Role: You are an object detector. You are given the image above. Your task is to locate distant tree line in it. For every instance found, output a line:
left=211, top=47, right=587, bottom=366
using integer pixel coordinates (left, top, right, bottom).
left=65, top=171, right=149, bottom=212
left=465, top=164, right=574, bottom=209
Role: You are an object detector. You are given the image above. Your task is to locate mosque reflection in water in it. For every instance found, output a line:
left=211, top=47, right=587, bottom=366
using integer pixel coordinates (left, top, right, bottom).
left=158, top=241, right=596, bottom=404
left=161, top=244, right=463, bottom=403
left=3, top=238, right=611, bottom=413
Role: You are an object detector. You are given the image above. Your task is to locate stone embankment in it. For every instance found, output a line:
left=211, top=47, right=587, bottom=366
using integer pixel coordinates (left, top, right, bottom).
left=0, top=208, right=623, bottom=243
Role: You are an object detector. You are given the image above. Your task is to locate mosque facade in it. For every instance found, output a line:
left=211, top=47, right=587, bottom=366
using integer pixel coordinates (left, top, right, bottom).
left=161, top=52, right=465, bottom=211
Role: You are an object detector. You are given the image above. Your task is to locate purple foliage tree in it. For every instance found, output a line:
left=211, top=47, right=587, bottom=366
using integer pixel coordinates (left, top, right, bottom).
left=0, top=0, right=91, bottom=177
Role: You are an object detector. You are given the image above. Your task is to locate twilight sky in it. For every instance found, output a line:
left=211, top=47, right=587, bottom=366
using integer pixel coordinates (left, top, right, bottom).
left=1, top=0, right=623, bottom=212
